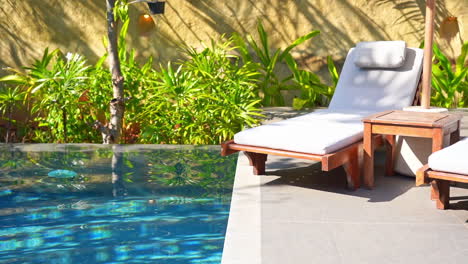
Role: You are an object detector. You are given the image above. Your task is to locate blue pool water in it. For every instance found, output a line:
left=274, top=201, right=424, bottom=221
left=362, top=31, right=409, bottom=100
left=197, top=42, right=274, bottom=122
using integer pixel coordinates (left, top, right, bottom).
left=0, top=144, right=237, bottom=264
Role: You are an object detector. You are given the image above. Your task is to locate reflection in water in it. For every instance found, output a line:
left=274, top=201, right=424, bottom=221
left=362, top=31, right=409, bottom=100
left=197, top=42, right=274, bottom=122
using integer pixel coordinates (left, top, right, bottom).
left=112, top=145, right=127, bottom=198
left=0, top=144, right=237, bottom=264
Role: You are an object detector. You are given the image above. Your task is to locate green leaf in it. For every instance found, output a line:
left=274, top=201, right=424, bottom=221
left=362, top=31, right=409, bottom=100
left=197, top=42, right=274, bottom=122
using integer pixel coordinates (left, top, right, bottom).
left=455, top=41, right=468, bottom=73
left=292, top=98, right=308, bottom=110
left=257, top=20, right=270, bottom=60
left=450, top=68, right=468, bottom=88
left=95, top=54, right=108, bottom=68
left=280, top=30, right=320, bottom=61
left=0, top=75, right=26, bottom=83
left=327, top=56, right=339, bottom=87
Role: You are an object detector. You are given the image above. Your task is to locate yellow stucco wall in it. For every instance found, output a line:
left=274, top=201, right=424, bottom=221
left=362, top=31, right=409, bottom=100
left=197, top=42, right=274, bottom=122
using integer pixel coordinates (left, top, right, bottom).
left=0, top=0, right=466, bottom=73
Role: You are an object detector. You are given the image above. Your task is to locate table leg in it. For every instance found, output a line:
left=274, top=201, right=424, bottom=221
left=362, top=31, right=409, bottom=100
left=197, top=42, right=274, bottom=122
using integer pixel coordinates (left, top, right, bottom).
left=363, top=123, right=374, bottom=189
left=430, top=128, right=445, bottom=199
left=432, top=128, right=444, bottom=152
left=450, top=121, right=460, bottom=145
left=384, top=135, right=395, bottom=177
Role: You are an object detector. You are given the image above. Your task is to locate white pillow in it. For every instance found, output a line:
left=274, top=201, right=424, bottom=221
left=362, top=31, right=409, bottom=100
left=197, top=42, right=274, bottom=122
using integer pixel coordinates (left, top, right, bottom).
left=354, top=41, right=407, bottom=69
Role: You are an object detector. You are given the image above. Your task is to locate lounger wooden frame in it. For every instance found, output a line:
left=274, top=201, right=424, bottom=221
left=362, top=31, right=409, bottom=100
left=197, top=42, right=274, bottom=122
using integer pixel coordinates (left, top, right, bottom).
left=221, top=75, right=423, bottom=190
left=221, top=135, right=384, bottom=190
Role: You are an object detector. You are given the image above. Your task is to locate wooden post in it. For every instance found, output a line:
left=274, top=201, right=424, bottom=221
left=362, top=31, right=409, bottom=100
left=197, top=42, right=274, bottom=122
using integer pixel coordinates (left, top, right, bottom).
left=421, top=0, right=436, bottom=109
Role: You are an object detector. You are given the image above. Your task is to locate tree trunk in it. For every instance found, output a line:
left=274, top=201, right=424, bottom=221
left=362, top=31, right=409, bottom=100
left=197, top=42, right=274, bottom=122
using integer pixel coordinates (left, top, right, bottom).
left=104, top=0, right=125, bottom=144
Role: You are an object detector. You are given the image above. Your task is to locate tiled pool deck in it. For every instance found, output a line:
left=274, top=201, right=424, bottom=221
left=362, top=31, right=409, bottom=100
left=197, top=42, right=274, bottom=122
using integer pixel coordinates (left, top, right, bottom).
left=222, top=108, right=468, bottom=264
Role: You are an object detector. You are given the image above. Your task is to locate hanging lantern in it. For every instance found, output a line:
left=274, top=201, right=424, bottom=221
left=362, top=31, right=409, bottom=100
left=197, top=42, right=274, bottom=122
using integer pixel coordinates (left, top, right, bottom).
left=439, top=16, right=460, bottom=41
left=138, top=14, right=155, bottom=36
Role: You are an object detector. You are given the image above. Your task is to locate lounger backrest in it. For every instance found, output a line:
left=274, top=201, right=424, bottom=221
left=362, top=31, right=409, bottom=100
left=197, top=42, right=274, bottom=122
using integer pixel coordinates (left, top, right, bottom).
left=328, top=47, right=423, bottom=112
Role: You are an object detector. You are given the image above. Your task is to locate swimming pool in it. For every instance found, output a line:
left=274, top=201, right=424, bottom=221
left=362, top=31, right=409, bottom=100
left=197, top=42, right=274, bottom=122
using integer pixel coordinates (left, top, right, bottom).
left=0, top=144, right=237, bottom=264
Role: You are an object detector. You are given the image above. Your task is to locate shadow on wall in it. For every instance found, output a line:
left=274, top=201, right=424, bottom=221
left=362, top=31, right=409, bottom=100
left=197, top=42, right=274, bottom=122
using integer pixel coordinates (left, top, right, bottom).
left=373, top=0, right=451, bottom=39
left=0, top=0, right=184, bottom=70
left=175, top=0, right=451, bottom=74
left=0, top=0, right=107, bottom=69
left=371, top=0, right=462, bottom=58
left=125, top=6, right=183, bottom=64
left=0, top=0, right=455, bottom=72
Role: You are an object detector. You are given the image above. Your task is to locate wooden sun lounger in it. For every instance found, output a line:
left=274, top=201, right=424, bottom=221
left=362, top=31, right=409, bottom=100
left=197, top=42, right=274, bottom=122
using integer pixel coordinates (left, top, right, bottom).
left=221, top=43, right=423, bottom=190
left=416, top=138, right=468, bottom=210
left=222, top=82, right=421, bottom=190
left=416, top=165, right=468, bottom=210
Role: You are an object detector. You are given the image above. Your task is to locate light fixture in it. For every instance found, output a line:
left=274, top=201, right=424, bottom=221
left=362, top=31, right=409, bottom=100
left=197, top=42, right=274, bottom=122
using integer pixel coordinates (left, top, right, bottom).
left=147, top=1, right=165, bottom=15
left=138, top=13, right=155, bottom=35
left=439, top=16, right=460, bottom=41
left=129, top=0, right=165, bottom=15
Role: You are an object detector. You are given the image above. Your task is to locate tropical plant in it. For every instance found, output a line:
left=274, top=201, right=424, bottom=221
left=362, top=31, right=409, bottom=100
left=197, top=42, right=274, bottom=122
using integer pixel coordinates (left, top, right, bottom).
left=1, top=11, right=343, bottom=144
left=0, top=48, right=60, bottom=91
left=139, top=38, right=262, bottom=144
left=0, top=85, right=26, bottom=142
left=0, top=48, right=94, bottom=142
left=86, top=55, right=113, bottom=137
left=286, top=55, right=339, bottom=109
left=430, top=41, right=468, bottom=108
left=233, top=20, right=320, bottom=106
left=34, top=52, right=92, bottom=142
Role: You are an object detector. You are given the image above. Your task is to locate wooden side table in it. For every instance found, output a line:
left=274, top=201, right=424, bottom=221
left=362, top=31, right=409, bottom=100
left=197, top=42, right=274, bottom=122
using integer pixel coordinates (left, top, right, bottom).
left=362, top=110, right=462, bottom=189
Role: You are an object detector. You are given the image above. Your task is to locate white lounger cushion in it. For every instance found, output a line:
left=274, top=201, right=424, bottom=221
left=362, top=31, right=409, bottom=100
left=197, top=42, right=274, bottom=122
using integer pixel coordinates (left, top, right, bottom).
left=354, top=41, right=407, bottom=69
left=234, top=109, right=373, bottom=155
left=329, top=47, right=423, bottom=113
left=428, top=138, right=468, bottom=175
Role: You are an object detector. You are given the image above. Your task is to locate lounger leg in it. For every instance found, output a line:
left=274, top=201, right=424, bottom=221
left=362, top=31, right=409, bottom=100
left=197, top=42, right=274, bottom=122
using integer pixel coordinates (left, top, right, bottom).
left=430, top=179, right=438, bottom=200
left=343, top=147, right=360, bottom=190
left=416, top=164, right=430, bottom=186
left=384, top=135, right=396, bottom=176
left=244, top=152, right=267, bottom=175
left=431, top=180, right=450, bottom=210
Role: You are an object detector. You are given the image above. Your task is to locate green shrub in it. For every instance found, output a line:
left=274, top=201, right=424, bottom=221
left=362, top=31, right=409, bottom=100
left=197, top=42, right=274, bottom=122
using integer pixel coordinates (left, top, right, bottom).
left=430, top=41, right=468, bottom=108
left=0, top=49, right=97, bottom=143
left=233, top=20, right=338, bottom=109
left=0, top=36, right=262, bottom=144
left=0, top=85, right=26, bottom=142
left=286, top=55, right=339, bottom=109
left=139, top=38, right=262, bottom=144
left=1, top=19, right=338, bottom=143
